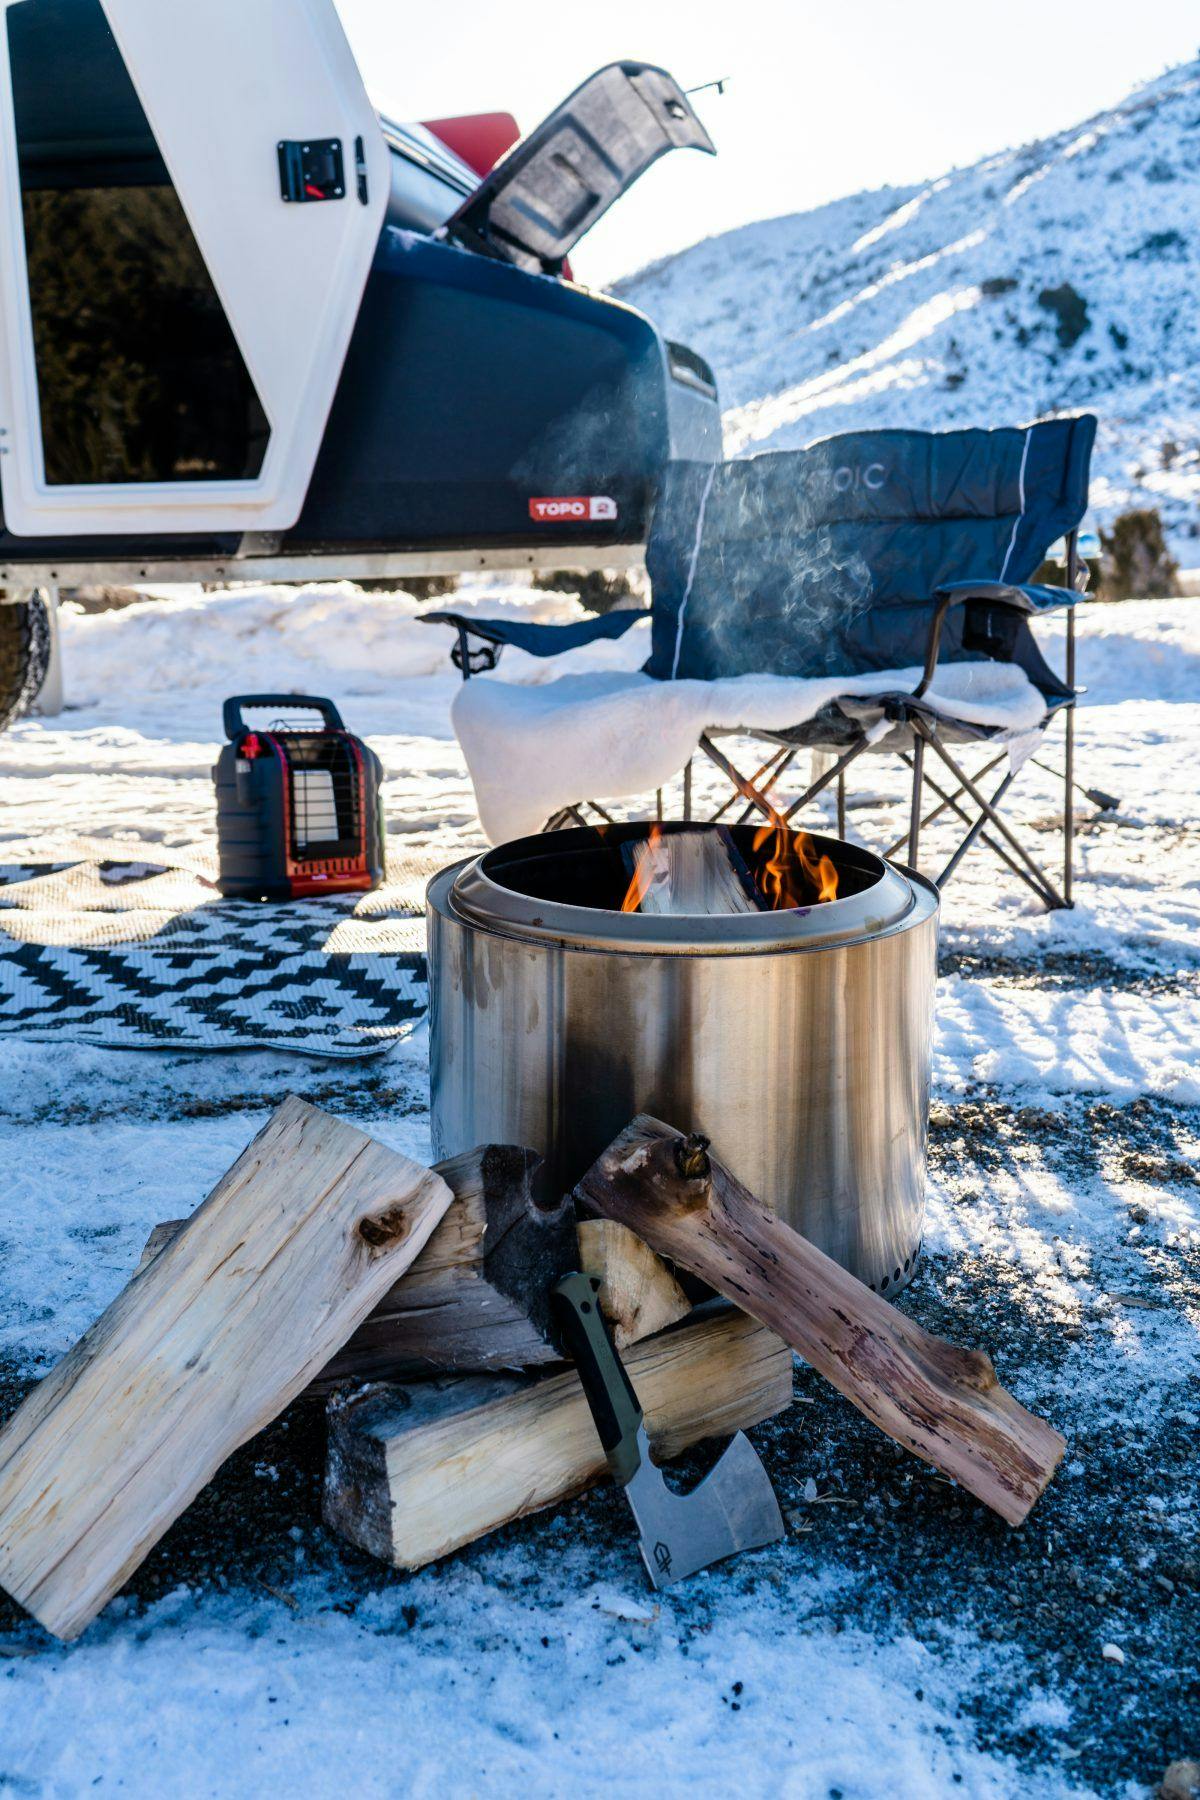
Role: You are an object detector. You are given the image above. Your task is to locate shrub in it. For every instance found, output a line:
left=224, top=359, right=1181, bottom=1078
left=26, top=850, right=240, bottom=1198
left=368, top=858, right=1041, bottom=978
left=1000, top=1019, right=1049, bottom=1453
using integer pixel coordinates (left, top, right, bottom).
left=531, top=568, right=646, bottom=613
left=1099, top=509, right=1180, bottom=599
left=354, top=575, right=460, bottom=600
left=1130, top=229, right=1187, bottom=259
left=1037, top=283, right=1090, bottom=349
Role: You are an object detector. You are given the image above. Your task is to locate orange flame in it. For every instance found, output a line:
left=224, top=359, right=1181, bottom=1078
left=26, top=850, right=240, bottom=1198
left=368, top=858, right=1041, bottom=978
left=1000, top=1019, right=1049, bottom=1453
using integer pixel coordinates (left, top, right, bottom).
left=621, top=822, right=666, bottom=912
left=751, top=819, right=839, bottom=907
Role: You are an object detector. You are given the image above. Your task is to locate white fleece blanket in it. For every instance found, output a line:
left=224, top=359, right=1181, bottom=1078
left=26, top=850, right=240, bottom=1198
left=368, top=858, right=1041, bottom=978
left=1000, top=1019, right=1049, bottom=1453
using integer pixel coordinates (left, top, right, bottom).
left=452, top=662, right=1046, bottom=844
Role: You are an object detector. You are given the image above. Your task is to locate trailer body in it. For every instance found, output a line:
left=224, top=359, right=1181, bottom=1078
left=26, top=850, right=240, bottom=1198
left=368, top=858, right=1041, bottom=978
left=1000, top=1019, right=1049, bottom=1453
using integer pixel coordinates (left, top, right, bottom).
left=0, top=0, right=720, bottom=585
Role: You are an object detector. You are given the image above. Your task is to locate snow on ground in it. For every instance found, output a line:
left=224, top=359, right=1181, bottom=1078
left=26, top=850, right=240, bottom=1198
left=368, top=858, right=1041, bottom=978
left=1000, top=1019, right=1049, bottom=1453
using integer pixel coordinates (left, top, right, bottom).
left=618, top=60, right=1200, bottom=557
left=0, top=585, right=1197, bottom=1797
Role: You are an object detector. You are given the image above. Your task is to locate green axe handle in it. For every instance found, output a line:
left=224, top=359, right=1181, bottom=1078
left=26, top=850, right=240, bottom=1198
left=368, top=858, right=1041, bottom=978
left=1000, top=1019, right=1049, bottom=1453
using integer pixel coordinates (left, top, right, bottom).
left=552, top=1272, right=644, bottom=1487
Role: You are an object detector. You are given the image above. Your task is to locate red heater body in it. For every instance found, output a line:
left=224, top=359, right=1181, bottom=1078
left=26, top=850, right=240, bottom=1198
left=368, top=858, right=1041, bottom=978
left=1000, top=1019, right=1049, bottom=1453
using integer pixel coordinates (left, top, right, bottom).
left=214, top=695, right=385, bottom=901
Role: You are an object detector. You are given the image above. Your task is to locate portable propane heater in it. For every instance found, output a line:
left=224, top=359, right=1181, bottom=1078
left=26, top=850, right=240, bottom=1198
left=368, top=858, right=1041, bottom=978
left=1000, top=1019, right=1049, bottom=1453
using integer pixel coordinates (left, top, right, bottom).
left=214, top=695, right=384, bottom=900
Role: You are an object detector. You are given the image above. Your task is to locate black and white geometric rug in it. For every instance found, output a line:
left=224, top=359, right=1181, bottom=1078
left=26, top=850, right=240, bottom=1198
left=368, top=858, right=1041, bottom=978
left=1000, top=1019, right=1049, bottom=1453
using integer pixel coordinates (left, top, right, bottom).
left=0, top=837, right=443, bottom=1057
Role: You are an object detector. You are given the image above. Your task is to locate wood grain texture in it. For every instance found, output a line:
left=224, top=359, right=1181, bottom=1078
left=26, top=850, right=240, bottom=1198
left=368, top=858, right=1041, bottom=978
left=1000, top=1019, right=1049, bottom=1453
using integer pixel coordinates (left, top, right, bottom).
left=138, top=1144, right=576, bottom=1386
left=574, top=1116, right=1065, bottom=1526
left=0, top=1096, right=453, bottom=1639
left=324, top=1306, right=792, bottom=1569
left=324, top=1144, right=575, bottom=1382
left=576, top=1218, right=690, bottom=1349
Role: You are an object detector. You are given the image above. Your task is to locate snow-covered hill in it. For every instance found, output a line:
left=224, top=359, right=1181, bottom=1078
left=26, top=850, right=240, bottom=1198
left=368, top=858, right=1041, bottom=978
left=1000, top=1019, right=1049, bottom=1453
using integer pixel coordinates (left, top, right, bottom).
left=618, top=61, right=1200, bottom=553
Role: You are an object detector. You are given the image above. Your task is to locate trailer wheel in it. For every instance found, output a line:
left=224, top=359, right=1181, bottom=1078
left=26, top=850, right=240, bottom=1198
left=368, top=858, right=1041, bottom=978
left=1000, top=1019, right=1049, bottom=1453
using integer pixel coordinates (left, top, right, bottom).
left=0, top=594, right=51, bottom=731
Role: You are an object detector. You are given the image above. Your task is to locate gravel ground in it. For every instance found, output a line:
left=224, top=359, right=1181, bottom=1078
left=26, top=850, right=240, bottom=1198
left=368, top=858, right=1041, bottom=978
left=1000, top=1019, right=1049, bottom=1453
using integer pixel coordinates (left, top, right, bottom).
left=2, top=1082, right=1194, bottom=1793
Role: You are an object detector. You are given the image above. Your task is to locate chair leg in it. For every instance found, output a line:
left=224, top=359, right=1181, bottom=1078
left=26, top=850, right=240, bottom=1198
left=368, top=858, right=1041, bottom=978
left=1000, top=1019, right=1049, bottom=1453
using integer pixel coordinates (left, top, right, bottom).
left=698, top=734, right=783, bottom=822
left=899, top=756, right=1043, bottom=896
left=1063, top=704, right=1076, bottom=910
left=735, top=750, right=799, bottom=825
left=1064, top=603, right=1077, bottom=910
left=916, top=722, right=1066, bottom=909
left=885, top=751, right=1007, bottom=859
left=837, top=769, right=846, bottom=839
left=935, top=767, right=1018, bottom=889
left=710, top=745, right=792, bottom=822
left=699, top=733, right=872, bottom=831
left=682, top=757, right=693, bottom=822
left=542, top=805, right=589, bottom=831
left=907, top=735, right=925, bottom=869
left=779, top=740, right=873, bottom=824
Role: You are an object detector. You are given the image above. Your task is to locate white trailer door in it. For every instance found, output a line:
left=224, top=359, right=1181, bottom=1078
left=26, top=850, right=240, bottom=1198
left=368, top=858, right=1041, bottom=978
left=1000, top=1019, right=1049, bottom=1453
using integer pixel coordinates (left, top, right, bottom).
left=0, top=0, right=388, bottom=537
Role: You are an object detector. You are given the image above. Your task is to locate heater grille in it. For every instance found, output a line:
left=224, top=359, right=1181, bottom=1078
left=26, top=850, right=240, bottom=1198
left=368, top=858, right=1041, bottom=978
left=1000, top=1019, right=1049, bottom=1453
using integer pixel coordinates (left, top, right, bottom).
left=277, top=731, right=363, bottom=864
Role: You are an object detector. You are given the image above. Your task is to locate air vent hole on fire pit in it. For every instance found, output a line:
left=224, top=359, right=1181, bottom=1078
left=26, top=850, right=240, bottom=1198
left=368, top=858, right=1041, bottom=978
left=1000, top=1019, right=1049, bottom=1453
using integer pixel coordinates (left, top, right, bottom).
left=870, top=1242, right=923, bottom=1296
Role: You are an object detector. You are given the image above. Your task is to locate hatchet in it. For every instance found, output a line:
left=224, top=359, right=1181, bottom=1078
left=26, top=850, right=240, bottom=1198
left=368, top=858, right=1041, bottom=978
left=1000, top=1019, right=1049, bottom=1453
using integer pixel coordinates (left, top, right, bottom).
left=553, top=1272, right=785, bottom=1588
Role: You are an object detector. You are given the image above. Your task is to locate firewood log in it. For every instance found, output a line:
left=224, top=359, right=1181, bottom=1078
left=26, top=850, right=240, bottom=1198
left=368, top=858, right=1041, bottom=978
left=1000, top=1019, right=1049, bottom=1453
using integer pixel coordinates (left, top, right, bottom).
left=323, top=1306, right=791, bottom=1570
left=576, top=1217, right=690, bottom=1348
left=574, top=1116, right=1065, bottom=1526
left=0, top=1097, right=453, bottom=1640
left=138, top=1144, right=577, bottom=1384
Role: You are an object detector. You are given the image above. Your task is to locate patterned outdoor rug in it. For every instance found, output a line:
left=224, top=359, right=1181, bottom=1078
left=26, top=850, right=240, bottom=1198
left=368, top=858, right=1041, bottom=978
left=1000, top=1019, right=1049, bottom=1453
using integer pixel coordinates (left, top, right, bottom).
left=0, top=836, right=445, bottom=1057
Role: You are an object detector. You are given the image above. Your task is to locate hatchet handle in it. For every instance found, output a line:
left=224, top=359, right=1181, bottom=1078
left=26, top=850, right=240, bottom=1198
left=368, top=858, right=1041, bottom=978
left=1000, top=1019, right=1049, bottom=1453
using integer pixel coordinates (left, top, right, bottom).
left=552, top=1272, right=644, bottom=1486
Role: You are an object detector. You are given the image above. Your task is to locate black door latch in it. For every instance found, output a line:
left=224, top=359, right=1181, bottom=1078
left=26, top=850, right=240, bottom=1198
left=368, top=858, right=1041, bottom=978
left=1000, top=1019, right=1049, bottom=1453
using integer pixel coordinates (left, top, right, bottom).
left=278, top=138, right=345, bottom=203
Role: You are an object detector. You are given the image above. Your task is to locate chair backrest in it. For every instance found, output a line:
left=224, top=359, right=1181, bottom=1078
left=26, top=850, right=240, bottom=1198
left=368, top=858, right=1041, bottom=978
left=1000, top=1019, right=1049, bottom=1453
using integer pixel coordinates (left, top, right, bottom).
left=644, top=417, right=1096, bottom=684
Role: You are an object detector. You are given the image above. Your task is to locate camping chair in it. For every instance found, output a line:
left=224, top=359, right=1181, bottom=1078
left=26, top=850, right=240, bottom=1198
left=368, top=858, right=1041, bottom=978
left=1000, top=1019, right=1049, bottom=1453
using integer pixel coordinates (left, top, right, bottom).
left=425, top=417, right=1097, bottom=910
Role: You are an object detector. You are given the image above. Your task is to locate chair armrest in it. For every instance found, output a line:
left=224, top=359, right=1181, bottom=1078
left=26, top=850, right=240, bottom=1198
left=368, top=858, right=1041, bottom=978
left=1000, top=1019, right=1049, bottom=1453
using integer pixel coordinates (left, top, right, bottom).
left=911, top=580, right=1082, bottom=700
left=932, top=579, right=1083, bottom=616
left=421, top=607, right=650, bottom=678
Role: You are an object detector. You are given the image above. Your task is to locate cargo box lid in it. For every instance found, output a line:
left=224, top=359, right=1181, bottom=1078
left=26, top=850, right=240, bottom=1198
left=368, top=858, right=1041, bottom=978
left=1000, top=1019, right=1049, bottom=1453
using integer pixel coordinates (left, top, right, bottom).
left=445, top=62, right=714, bottom=276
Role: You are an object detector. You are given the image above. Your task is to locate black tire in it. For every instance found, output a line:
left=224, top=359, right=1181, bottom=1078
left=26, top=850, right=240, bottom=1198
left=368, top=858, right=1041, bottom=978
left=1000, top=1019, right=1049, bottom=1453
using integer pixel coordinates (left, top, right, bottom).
left=0, top=593, right=51, bottom=731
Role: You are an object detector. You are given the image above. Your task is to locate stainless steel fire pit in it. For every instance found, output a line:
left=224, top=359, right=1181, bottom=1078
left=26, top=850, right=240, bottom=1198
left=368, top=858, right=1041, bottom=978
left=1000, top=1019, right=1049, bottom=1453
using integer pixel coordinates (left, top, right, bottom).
left=427, top=823, right=939, bottom=1295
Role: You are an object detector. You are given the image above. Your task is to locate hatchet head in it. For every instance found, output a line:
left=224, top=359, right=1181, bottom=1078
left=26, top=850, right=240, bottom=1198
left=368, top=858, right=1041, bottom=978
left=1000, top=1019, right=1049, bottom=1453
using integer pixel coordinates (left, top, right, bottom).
left=623, top=1419, right=785, bottom=1588
left=553, top=1272, right=785, bottom=1589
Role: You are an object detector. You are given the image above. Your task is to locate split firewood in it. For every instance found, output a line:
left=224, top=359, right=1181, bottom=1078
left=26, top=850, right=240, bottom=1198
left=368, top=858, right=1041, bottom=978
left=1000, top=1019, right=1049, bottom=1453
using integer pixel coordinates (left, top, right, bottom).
left=0, top=1096, right=453, bottom=1640
left=576, top=1217, right=691, bottom=1349
left=324, top=1306, right=791, bottom=1570
left=326, top=1145, right=576, bottom=1381
left=138, top=1144, right=577, bottom=1384
left=574, top=1116, right=1066, bottom=1526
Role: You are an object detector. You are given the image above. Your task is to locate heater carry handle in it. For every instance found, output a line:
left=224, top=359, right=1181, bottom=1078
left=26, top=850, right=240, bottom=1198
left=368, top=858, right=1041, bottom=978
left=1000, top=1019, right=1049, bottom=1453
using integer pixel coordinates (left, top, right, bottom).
left=223, top=695, right=346, bottom=740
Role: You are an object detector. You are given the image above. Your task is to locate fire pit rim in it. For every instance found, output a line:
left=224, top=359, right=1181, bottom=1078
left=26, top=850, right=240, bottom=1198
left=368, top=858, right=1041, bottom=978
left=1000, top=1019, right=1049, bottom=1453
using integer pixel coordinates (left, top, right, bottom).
left=429, top=824, right=938, bottom=957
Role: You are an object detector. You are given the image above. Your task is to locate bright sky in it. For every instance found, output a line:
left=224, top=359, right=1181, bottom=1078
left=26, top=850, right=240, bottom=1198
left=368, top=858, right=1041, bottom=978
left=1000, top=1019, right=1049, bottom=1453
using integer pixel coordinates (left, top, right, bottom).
left=335, top=0, right=1199, bottom=287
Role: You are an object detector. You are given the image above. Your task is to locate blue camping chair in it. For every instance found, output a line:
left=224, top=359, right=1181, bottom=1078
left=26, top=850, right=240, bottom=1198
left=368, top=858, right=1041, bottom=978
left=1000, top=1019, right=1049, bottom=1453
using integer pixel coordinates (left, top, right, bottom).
left=425, top=416, right=1098, bottom=909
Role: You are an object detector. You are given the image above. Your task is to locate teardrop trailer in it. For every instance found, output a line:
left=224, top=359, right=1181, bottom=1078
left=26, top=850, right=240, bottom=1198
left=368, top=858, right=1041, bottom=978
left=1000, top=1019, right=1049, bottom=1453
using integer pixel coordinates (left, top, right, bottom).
left=0, top=0, right=722, bottom=724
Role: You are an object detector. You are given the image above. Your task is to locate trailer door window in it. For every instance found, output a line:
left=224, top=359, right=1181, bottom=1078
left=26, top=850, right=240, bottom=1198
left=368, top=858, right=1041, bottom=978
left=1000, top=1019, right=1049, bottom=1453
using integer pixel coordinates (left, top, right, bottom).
left=6, top=0, right=268, bottom=486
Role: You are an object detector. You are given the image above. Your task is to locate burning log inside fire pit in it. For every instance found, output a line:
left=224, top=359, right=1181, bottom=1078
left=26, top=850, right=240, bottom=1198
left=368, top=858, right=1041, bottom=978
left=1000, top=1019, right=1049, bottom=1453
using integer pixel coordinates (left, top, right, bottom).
left=575, top=1117, right=1066, bottom=1526
left=617, top=821, right=840, bottom=915
left=620, top=825, right=762, bottom=915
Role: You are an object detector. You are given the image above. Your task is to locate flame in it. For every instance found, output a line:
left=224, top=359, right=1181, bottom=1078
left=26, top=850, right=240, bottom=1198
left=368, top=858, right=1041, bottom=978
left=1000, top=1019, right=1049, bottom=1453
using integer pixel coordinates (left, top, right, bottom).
left=621, top=822, right=665, bottom=912
left=751, top=819, right=839, bottom=907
